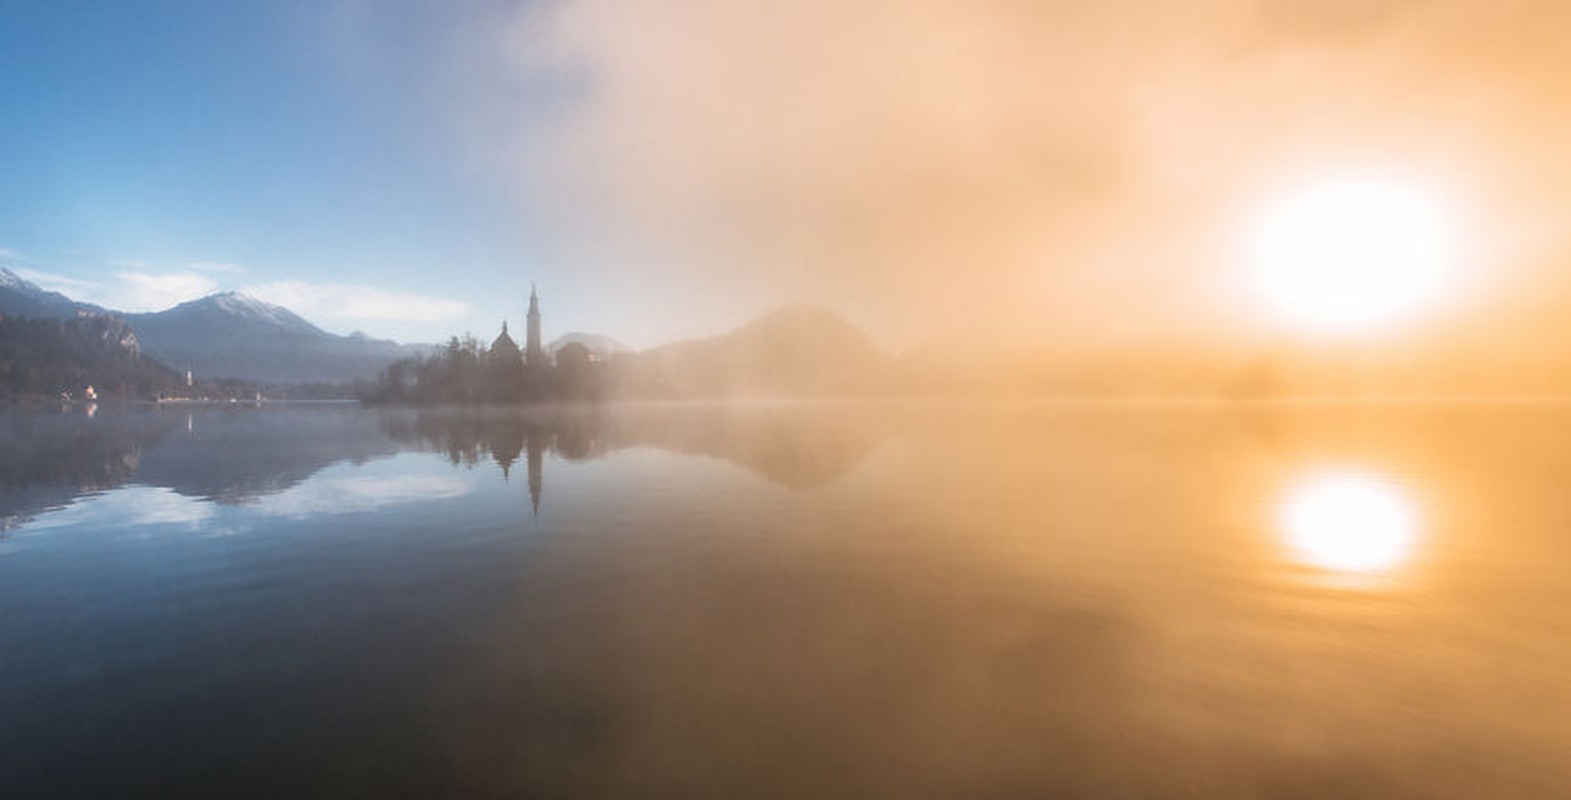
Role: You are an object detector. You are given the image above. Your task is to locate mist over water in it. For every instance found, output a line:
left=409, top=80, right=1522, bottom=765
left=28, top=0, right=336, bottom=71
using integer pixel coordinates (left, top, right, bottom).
left=2, top=403, right=1568, bottom=797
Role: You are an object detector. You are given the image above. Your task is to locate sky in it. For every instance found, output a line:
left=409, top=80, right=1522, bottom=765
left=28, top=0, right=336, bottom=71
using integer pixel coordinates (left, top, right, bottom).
left=4, top=1, right=1571, bottom=354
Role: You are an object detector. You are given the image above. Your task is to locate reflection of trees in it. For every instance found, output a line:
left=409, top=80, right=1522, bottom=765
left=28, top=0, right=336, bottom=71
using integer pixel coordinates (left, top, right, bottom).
left=378, top=409, right=612, bottom=473
left=381, top=404, right=888, bottom=491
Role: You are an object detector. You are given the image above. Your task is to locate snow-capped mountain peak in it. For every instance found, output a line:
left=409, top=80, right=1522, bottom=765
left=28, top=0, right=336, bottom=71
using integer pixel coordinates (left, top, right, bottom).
left=0, top=267, right=103, bottom=318
left=153, top=291, right=319, bottom=334
left=208, top=291, right=290, bottom=321
left=0, top=267, right=53, bottom=295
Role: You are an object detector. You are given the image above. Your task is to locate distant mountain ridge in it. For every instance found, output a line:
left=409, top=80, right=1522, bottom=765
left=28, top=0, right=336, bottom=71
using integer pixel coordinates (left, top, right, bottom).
left=126, top=292, right=430, bottom=383
left=547, top=332, right=631, bottom=360
left=0, top=269, right=429, bottom=384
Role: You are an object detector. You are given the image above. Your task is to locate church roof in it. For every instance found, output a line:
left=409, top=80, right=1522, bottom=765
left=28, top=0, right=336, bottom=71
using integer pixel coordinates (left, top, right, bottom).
left=491, top=320, right=520, bottom=353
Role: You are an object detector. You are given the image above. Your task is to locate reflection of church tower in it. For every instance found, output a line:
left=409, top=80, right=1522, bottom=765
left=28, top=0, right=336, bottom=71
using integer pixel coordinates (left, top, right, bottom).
left=527, top=424, right=544, bottom=516
left=526, top=285, right=544, bottom=368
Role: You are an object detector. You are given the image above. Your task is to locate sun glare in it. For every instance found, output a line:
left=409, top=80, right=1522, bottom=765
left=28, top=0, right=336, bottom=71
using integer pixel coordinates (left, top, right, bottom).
left=1248, top=176, right=1453, bottom=332
left=1278, top=470, right=1418, bottom=575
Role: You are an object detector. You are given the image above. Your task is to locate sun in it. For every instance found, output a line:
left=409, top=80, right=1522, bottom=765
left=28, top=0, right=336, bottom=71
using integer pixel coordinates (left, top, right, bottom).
left=1247, top=176, right=1454, bottom=332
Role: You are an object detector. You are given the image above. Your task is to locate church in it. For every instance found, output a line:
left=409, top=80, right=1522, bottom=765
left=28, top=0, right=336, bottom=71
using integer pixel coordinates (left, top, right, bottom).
left=366, top=284, right=610, bottom=404
left=489, top=285, right=547, bottom=368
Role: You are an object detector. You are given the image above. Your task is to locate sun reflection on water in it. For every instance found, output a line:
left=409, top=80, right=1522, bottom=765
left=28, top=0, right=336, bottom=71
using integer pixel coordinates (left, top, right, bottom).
left=1278, top=469, right=1419, bottom=577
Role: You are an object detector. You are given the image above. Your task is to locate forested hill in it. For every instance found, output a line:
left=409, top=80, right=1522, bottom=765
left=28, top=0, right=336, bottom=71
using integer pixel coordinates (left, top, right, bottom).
left=0, top=313, right=180, bottom=401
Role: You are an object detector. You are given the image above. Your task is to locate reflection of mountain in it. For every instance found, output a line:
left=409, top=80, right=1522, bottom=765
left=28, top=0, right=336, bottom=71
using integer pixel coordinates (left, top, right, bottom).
left=0, top=407, right=402, bottom=528
left=0, top=411, right=180, bottom=530
left=133, top=407, right=403, bottom=503
left=381, top=404, right=888, bottom=499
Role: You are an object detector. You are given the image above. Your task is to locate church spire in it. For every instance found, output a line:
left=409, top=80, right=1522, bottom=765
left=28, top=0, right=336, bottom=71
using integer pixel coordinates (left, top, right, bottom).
left=526, top=283, right=543, bottom=367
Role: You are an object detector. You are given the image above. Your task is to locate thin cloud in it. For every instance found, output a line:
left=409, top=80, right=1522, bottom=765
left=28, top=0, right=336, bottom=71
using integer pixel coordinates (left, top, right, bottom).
left=12, top=268, right=102, bottom=295
left=11, top=268, right=217, bottom=311
left=112, top=259, right=246, bottom=274
left=190, top=261, right=248, bottom=274
left=23, top=486, right=215, bottom=532
left=255, top=473, right=472, bottom=519
left=244, top=280, right=468, bottom=322
left=114, top=271, right=221, bottom=311
left=12, top=264, right=463, bottom=327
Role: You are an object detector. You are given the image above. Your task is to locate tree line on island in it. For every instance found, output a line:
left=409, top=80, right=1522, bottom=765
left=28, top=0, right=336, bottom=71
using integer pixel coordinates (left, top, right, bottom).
left=371, top=331, right=612, bottom=403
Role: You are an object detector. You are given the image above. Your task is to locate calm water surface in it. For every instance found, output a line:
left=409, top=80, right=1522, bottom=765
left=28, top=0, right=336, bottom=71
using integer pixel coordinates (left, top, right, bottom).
left=2, top=402, right=1569, bottom=797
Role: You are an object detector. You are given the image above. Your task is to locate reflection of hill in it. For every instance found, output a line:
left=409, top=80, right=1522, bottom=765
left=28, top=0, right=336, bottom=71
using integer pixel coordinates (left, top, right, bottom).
left=383, top=404, right=888, bottom=490
left=614, top=404, right=887, bottom=489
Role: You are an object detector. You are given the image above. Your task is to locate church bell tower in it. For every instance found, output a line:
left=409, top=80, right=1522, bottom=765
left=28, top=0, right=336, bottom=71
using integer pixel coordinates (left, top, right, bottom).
left=526, top=284, right=544, bottom=367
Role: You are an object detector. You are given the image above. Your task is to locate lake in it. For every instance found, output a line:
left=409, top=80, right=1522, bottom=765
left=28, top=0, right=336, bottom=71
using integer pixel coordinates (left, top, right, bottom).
left=2, top=401, right=1569, bottom=797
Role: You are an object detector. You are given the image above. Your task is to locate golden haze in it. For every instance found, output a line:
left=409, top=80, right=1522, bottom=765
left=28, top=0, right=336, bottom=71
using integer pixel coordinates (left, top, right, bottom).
left=427, top=0, right=1571, bottom=370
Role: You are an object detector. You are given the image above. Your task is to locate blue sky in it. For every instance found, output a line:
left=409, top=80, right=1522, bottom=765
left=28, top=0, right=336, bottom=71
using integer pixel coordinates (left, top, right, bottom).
left=0, top=1, right=578, bottom=343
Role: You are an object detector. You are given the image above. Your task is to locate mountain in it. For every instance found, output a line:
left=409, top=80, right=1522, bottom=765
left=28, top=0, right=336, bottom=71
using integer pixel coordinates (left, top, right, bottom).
left=0, top=268, right=102, bottom=319
left=126, top=292, right=430, bottom=383
left=627, top=305, right=895, bottom=396
left=1, top=270, right=430, bottom=384
left=547, top=332, right=631, bottom=360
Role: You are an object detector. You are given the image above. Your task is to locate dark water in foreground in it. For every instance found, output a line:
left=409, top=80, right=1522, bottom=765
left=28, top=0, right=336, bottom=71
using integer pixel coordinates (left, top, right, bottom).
left=2, top=402, right=1569, bottom=798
